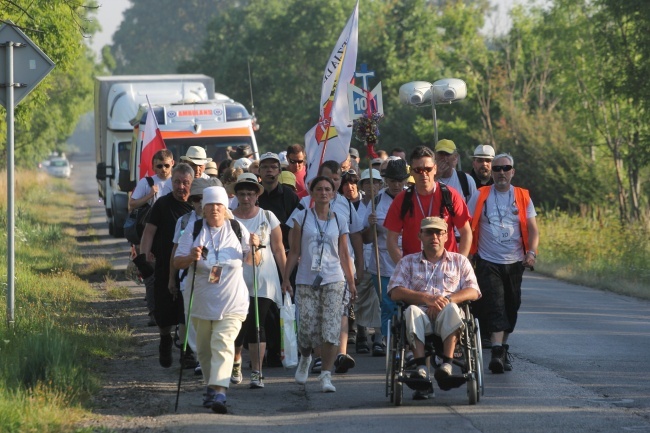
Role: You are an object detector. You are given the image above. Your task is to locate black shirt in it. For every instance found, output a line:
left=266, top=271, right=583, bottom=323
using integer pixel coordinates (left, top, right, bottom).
left=468, top=169, right=494, bottom=187
left=258, top=183, right=299, bottom=250
left=147, top=193, right=192, bottom=271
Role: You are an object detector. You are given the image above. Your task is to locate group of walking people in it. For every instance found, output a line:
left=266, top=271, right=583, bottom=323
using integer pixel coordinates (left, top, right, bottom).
left=128, top=138, right=539, bottom=413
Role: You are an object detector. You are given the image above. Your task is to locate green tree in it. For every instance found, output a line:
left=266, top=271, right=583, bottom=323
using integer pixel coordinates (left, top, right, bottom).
left=0, top=0, right=99, bottom=167
left=109, top=0, right=244, bottom=75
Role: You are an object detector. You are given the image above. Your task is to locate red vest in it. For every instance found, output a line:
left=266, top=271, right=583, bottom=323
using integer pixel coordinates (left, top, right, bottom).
left=470, top=186, right=533, bottom=255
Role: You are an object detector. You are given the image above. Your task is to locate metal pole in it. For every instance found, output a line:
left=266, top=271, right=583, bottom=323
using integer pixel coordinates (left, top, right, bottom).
left=5, top=41, right=15, bottom=328
left=432, top=101, right=438, bottom=147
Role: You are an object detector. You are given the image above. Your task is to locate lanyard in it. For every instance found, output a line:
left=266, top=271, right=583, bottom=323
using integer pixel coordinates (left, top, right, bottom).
left=493, top=187, right=512, bottom=227
left=311, top=208, right=331, bottom=246
left=415, top=191, right=434, bottom=218
left=423, top=254, right=440, bottom=291
left=209, top=225, right=224, bottom=264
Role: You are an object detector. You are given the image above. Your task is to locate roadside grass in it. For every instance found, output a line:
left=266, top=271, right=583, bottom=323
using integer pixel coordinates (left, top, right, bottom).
left=0, top=170, right=133, bottom=433
left=536, top=208, right=650, bottom=299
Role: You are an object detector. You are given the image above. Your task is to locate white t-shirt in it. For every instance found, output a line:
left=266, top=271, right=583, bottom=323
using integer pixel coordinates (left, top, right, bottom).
left=291, top=209, right=350, bottom=286
left=468, top=185, right=537, bottom=264
left=363, top=191, right=400, bottom=277
left=131, top=174, right=172, bottom=204
left=175, top=219, right=251, bottom=320
left=437, top=169, right=477, bottom=204
left=234, top=208, right=283, bottom=307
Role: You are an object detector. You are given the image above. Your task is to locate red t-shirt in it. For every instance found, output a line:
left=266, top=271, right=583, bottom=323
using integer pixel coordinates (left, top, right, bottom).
left=294, top=167, right=308, bottom=198
left=383, top=183, right=470, bottom=256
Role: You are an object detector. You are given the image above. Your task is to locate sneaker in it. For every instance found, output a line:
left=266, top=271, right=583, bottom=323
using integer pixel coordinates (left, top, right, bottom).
left=202, top=387, right=217, bottom=408
left=310, top=357, right=322, bottom=374
left=158, top=334, right=173, bottom=368
left=434, top=363, right=453, bottom=381
left=412, top=389, right=430, bottom=400
left=319, top=371, right=336, bottom=392
left=194, top=362, right=202, bottom=376
left=372, top=341, right=386, bottom=357
left=489, top=346, right=505, bottom=374
left=250, top=371, right=264, bottom=389
left=410, top=365, right=429, bottom=380
left=295, top=355, right=312, bottom=384
left=356, top=339, right=370, bottom=354
left=503, top=344, right=513, bottom=371
left=230, top=362, right=243, bottom=384
left=348, top=331, right=357, bottom=346
left=211, top=399, right=227, bottom=414
left=334, top=353, right=356, bottom=374
left=405, top=351, right=415, bottom=364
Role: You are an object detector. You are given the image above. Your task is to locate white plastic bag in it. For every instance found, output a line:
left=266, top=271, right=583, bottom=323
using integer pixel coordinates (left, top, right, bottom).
left=280, top=295, right=299, bottom=368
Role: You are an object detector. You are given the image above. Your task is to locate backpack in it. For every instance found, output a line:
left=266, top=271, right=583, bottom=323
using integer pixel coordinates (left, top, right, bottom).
left=456, top=170, right=471, bottom=203
left=400, top=183, right=456, bottom=220
left=124, top=177, right=154, bottom=244
left=179, top=218, right=243, bottom=282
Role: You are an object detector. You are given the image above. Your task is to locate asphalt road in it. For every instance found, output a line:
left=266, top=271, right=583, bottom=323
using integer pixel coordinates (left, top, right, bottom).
left=69, top=145, right=650, bottom=433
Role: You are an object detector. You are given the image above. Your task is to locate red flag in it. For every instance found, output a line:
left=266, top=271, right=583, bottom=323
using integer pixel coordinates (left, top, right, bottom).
left=139, top=103, right=166, bottom=179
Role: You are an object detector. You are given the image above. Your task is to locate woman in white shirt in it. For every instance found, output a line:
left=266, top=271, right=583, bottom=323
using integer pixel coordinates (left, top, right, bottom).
left=283, top=176, right=357, bottom=393
left=231, top=173, right=287, bottom=389
left=173, top=186, right=260, bottom=414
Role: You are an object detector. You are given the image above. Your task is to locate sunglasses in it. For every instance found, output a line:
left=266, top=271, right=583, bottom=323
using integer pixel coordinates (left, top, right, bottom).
left=156, top=164, right=171, bottom=169
left=190, top=196, right=202, bottom=203
left=289, top=158, right=304, bottom=164
left=412, top=166, right=435, bottom=174
left=492, top=165, right=513, bottom=172
left=421, top=228, right=447, bottom=236
left=342, top=169, right=357, bottom=176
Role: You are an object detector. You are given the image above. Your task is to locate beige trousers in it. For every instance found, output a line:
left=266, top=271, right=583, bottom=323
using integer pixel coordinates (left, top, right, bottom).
left=404, top=303, right=464, bottom=347
left=192, top=313, right=246, bottom=388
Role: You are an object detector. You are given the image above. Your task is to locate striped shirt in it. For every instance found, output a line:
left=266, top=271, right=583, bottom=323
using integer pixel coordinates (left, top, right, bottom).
left=387, top=250, right=480, bottom=301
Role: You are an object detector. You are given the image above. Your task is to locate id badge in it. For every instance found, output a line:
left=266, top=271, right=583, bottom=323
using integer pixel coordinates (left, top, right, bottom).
left=311, top=254, right=322, bottom=272
left=498, top=227, right=511, bottom=244
left=209, top=265, right=223, bottom=284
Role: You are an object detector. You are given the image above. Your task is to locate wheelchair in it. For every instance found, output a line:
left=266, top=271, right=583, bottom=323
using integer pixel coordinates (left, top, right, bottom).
left=385, top=302, right=484, bottom=405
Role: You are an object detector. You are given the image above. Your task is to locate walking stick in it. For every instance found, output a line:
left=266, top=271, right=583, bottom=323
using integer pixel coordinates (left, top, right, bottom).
left=252, top=243, right=266, bottom=379
left=175, top=260, right=198, bottom=412
left=368, top=157, right=382, bottom=303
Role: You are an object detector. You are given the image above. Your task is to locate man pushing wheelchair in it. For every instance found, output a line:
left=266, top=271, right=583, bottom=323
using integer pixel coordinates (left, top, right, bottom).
left=388, top=216, right=481, bottom=399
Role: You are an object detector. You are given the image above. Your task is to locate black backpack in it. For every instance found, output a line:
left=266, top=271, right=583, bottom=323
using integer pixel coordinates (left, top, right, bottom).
left=400, top=183, right=456, bottom=220
left=456, top=170, right=471, bottom=203
left=179, top=218, right=243, bottom=282
left=124, top=177, right=154, bottom=244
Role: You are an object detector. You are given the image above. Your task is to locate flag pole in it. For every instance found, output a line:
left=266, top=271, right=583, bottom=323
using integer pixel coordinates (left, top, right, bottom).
left=368, top=152, right=382, bottom=302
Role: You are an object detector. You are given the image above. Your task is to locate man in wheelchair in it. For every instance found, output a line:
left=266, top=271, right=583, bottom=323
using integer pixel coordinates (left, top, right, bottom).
left=388, top=217, right=481, bottom=394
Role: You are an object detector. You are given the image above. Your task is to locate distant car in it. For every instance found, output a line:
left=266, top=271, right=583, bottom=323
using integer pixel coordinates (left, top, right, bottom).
left=46, top=157, right=72, bottom=178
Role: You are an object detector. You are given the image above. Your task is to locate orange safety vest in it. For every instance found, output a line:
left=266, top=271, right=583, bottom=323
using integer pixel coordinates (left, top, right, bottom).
left=470, top=186, right=533, bottom=255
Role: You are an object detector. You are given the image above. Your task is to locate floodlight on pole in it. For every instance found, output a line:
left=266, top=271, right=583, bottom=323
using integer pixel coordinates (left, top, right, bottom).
left=399, top=78, right=467, bottom=145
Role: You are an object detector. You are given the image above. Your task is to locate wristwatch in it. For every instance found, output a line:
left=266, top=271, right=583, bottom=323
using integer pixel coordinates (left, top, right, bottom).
left=444, top=295, right=452, bottom=302
left=527, top=251, right=537, bottom=258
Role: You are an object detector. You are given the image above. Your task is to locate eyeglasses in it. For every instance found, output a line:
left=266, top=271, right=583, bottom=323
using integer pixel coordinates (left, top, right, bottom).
left=289, top=158, right=304, bottom=164
left=492, top=165, right=513, bottom=172
left=342, top=169, right=357, bottom=176
left=412, top=166, right=435, bottom=174
left=421, top=228, right=447, bottom=237
left=156, top=164, right=171, bottom=169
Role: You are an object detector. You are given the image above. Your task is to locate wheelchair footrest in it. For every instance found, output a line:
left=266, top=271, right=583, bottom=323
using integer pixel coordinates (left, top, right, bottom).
left=397, top=375, right=433, bottom=392
left=436, top=374, right=467, bottom=391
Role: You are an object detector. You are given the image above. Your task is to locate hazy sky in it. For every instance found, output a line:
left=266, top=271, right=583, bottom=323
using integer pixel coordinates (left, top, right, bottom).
left=88, top=0, right=547, bottom=58
left=88, top=0, right=130, bottom=57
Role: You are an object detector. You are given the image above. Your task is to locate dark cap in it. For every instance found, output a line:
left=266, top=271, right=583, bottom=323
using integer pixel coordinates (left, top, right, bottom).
left=229, top=144, right=253, bottom=160
left=382, top=158, right=409, bottom=180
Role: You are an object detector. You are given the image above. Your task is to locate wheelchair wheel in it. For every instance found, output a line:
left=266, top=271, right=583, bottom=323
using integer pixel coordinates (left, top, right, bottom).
left=474, top=317, right=485, bottom=397
left=385, top=320, right=393, bottom=399
left=467, top=377, right=478, bottom=405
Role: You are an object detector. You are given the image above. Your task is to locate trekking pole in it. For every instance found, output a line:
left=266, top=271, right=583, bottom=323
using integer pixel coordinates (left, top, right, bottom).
left=175, top=259, right=198, bottom=412
left=252, top=243, right=266, bottom=379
